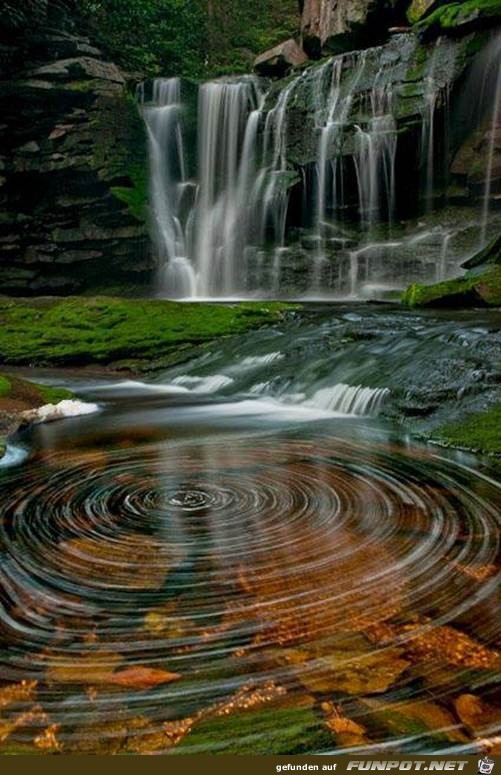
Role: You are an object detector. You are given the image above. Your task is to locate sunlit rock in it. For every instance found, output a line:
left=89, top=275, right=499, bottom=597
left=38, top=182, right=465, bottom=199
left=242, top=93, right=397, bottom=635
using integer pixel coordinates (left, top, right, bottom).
left=254, top=39, right=308, bottom=77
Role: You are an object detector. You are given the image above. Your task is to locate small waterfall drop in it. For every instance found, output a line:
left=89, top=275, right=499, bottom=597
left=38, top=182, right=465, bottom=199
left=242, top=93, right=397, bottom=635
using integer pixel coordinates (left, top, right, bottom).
left=306, top=384, right=390, bottom=416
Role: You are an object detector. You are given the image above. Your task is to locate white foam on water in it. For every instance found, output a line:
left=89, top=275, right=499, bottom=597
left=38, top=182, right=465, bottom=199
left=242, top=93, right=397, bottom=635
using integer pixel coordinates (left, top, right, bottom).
left=22, top=399, right=100, bottom=425
left=0, top=444, right=29, bottom=469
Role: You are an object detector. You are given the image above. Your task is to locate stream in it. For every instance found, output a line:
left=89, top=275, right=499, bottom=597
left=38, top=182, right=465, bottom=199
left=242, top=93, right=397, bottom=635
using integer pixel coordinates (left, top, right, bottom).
left=0, top=305, right=499, bottom=754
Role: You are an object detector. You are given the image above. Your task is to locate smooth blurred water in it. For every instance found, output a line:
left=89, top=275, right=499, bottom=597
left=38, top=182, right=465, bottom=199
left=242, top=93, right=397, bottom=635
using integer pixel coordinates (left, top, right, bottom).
left=0, top=306, right=499, bottom=754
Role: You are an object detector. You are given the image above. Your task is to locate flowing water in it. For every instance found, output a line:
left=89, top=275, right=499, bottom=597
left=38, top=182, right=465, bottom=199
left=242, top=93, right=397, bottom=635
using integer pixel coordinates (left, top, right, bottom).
left=141, top=33, right=501, bottom=301
left=1, top=306, right=499, bottom=754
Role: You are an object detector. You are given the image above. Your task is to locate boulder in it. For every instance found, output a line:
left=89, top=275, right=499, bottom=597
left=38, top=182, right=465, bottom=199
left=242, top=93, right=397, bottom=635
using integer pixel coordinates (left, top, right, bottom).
left=28, top=56, right=125, bottom=84
left=300, top=0, right=399, bottom=58
left=254, top=39, right=308, bottom=77
left=402, top=266, right=501, bottom=307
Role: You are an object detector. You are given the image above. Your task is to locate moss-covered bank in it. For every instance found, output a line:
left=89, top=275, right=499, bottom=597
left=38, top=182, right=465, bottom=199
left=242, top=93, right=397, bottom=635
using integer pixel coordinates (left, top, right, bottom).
left=0, top=296, right=296, bottom=370
left=424, top=404, right=501, bottom=456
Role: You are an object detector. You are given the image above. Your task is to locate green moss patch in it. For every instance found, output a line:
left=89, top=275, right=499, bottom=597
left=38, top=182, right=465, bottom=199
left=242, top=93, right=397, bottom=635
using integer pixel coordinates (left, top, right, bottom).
left=0, top=296, right=296, bottom=369
left=0, top=375, right=12, bottom=397
left=415, top=0, right=501, bottom=37
left=0, top=371, right=74, bottom=409
left=427, top=404, right=501, bottom=454
left=402, top=266, right=501, bottom=307
left=36, top=384, right=74, bottom=404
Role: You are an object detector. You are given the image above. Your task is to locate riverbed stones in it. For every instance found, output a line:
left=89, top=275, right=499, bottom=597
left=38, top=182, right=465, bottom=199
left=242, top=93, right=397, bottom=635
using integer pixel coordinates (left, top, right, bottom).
left=454, top=693, right=501, bottom=735
left=297, top=647, right=409, bottom=695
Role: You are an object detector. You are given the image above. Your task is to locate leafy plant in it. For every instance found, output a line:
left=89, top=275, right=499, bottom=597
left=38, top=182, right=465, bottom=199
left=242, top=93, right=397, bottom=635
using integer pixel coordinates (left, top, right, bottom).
left=78, top=0, right=298, bottom=79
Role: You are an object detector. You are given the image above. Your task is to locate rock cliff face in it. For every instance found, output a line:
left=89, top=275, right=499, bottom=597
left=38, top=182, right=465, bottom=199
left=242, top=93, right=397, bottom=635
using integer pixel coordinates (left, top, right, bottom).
left=300, top=0, right=404, bottom=57
left=0, top=3, right=152, bottom=295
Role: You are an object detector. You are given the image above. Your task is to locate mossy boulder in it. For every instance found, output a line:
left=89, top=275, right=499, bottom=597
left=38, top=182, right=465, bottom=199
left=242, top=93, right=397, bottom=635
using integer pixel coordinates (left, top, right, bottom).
left=415, top=0, right=501, bottom=39
left=0, top=372, right=72, bottom=410
left=402, top=266, right=501, bottom=307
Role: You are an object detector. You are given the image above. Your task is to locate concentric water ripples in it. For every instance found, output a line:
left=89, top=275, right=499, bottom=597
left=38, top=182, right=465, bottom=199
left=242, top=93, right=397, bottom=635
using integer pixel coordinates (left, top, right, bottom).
left=0, top=431, right=499, bottom=754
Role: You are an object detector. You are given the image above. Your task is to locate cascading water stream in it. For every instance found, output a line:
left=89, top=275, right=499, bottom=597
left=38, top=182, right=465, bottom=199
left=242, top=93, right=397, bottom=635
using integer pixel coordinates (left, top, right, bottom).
left=257, top=72, right=306, bottom=291
left=420, top=39, right=443, bottom=212
left=142, top=33, right=499, bottom=300
left=311, top=55, right=360, bottom=289
left=141, top=79, right=196, bottom=297
left=193, top=79, right=263, bottom=296
left=480, top=33, right=501, bottom=244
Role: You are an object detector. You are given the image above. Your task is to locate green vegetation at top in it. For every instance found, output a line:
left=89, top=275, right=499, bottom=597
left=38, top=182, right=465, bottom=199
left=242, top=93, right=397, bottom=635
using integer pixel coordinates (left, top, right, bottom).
left=415, top=0, right=501, bottom=36
left=79, top=0, right=298, bottom=79
left=0, top=296, right=295, bottom=370
left=427, top=404, right=501, bottom=455
left=402, top=266, right=501, bottom=307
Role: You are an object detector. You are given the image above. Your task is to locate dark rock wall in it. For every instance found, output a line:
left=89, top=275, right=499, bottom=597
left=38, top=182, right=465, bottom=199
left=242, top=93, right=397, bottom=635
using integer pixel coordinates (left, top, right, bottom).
left=0, top=3, right=152, bottom=295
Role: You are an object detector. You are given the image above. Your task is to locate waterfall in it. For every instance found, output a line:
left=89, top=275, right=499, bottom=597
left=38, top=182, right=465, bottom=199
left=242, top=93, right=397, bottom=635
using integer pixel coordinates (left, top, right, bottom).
left=311, top=54, right=364, bottom=288
left=480, top=34, right=501, bottom=244
left=142, top=33, right=497, bottom=300
left=305, top=384, right=390, bottom=416
left=438, top=232, right=452, bottom=282
left=354, top=78, right=397, bottom=231
left=193, top=79, right=262, bottom=296
left=141, top=78, right=196, bottom=297
left=420, top=40, right=441, bottom=212
left=258, top=72, right=305, bottom=287
left=144, top=76, right=263, bottom=298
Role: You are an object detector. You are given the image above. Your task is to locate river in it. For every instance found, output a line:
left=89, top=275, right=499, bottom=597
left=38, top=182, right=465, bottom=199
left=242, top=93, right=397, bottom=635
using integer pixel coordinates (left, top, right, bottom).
left=0, top=305, right=499, bottom=754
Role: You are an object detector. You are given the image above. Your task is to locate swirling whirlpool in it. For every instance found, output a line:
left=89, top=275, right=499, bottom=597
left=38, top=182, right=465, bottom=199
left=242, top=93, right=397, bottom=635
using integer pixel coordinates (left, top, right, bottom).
left=0, top=427, right=499, bottom=754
